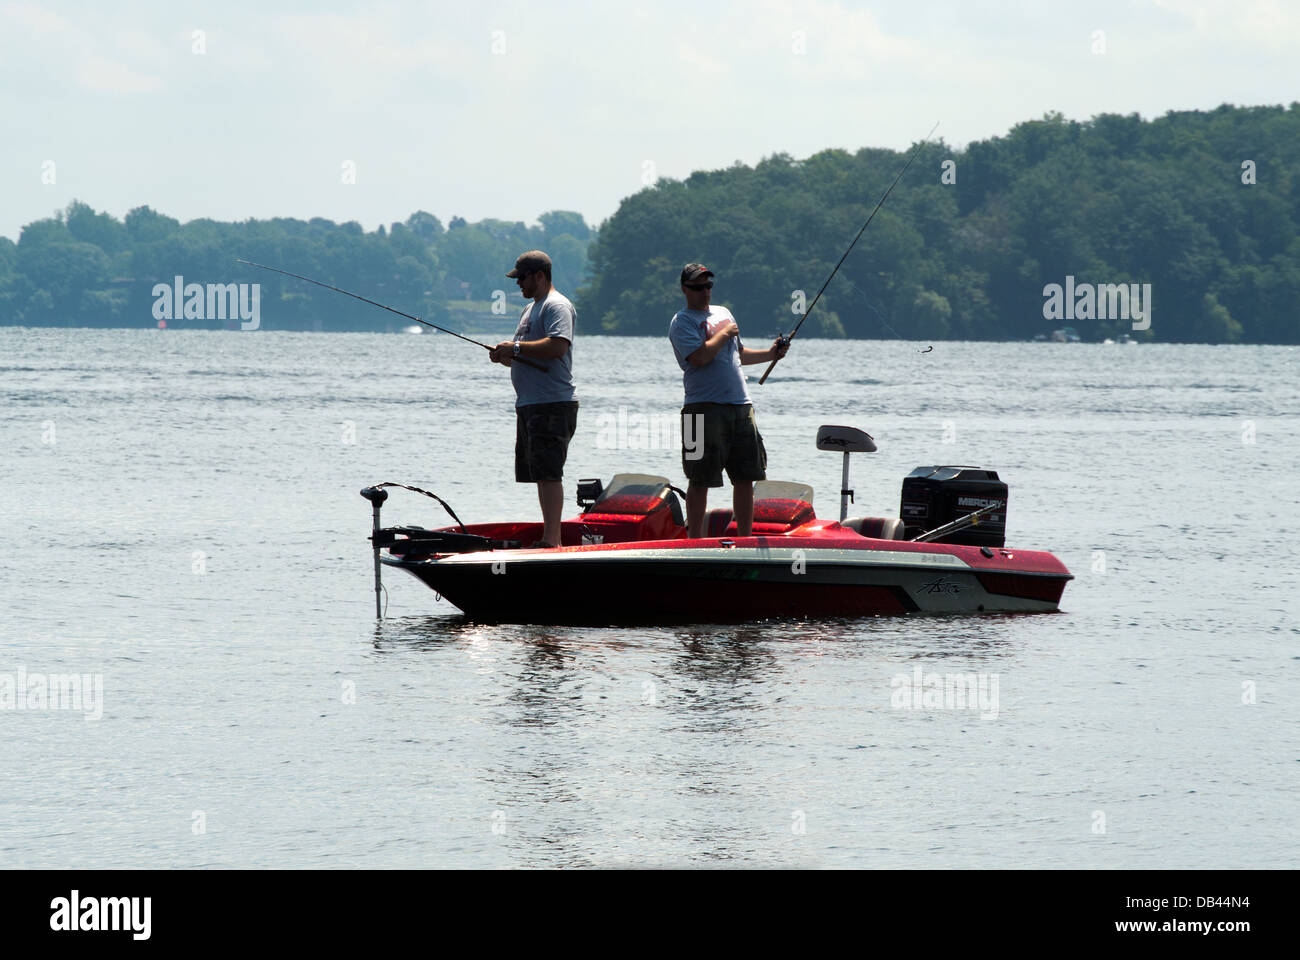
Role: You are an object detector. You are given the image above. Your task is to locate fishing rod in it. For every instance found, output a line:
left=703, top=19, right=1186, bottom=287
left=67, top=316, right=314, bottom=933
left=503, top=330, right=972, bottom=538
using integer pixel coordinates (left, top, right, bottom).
left=759, top=121, right=940, bottom=385
left=235, top=259, right=548, bottom=372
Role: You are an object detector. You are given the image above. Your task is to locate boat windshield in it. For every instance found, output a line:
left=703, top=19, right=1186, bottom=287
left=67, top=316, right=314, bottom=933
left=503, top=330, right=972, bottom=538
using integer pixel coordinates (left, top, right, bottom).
left=754, top=480, right=814, bottom=507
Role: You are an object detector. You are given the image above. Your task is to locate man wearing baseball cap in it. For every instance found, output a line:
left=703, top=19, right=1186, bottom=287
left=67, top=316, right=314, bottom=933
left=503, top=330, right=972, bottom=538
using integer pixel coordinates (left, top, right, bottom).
left=489, top=249, right=577, bottom=548
left=668, top=262, right=788, bottom=538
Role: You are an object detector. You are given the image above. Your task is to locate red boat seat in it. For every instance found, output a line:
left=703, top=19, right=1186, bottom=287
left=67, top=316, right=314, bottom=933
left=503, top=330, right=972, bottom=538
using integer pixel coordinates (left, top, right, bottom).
left=706, top=481, right=816, bottom=535
left=706, top=504, right=816, bottom=536
left=705, top=508, right=733, bottom=536
left=842, top=516, right=907, bottom=540
left=745, top=499, right=814, bottom=533
left=749, top=480, right=815, bottom=532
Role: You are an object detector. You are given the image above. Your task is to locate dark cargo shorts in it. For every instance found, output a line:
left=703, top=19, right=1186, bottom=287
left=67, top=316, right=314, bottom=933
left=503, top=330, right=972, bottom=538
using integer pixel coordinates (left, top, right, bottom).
left=515, top=400, right=579, bottom=483
left=680, top=402, right=767, bottom=488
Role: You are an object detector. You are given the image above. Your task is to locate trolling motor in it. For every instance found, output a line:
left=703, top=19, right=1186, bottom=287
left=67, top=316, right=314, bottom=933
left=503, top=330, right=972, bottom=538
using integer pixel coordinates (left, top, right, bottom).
left=359, top=483, right=496, bottom=618
left=360, top=485, right=389, bottom=618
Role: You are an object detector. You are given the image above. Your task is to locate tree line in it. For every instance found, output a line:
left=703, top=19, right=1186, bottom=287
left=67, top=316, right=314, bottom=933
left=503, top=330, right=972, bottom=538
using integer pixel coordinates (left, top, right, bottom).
left=579, top=103, right=1299, bottom=343
left=2, top=103, right=1295, bottom=342
left=0, top=205, right=592, bottom=331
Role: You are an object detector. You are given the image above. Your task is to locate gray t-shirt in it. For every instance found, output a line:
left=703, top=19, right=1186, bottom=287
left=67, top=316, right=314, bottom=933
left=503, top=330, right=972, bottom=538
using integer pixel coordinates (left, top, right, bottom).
left=511, top=290, right=576, bottom=407
left=668, top=304, right=751, bottom=405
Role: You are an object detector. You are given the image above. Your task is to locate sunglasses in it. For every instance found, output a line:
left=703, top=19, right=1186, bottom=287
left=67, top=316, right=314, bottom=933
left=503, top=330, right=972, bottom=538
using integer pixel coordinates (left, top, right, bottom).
left=684, top=280, right=713, bottom=290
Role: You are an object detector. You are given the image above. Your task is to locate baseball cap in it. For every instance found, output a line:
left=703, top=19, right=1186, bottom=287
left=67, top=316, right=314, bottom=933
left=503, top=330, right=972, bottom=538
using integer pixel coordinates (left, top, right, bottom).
left=507, top=250, right=552, bottom=278
left=680, top=263, right=714, bottom=284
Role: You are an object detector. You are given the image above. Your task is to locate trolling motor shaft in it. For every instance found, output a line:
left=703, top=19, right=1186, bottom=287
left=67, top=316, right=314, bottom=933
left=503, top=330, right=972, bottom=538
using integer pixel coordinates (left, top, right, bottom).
left=360, top=486, right=389, bottom=618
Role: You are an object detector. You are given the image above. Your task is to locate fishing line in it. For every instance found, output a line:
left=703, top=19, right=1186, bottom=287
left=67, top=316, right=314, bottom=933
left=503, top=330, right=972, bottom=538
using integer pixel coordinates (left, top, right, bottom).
left=760, top=121, right=940, bottom=384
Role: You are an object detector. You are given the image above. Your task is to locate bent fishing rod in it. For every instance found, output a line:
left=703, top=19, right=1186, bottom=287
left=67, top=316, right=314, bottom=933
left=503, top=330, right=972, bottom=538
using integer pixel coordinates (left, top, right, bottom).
left=235, top=259, right=548, bottom=372
left=759, top=121, right=940, bottom=385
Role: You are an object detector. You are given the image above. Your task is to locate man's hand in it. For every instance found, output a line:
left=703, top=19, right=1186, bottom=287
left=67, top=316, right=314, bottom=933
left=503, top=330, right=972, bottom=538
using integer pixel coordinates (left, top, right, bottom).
left=739, top=335, right=792, bottom=365
left=489, top=340, right=514, bottom=365
left=688, top=320, right=740, bottom=366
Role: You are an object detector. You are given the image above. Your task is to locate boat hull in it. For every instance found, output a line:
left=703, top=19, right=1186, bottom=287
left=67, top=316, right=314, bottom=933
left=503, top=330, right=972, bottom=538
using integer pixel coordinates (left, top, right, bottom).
left=383, top=539, right=1071, bottom=624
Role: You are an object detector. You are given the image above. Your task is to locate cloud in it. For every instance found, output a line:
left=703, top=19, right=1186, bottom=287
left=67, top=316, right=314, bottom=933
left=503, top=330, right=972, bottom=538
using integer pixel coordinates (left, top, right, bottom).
left=1150, top=0, right=1300, bottom=52
left=0, top=0, right=68, bottom=35
left=2, top=3, right=166, bottom=94
left=76, top=57, right=164, bottom=94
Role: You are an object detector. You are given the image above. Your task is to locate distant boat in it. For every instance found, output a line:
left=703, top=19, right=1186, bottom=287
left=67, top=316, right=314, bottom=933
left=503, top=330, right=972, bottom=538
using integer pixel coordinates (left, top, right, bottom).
left=401, top=325, right=424, bottom=334
left=1050, top=326, right=1081, bottom=343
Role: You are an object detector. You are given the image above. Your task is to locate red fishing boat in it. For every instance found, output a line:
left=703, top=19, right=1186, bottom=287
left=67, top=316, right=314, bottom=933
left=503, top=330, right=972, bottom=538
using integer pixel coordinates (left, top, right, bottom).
left=360, top=426, right=1072, bottom=623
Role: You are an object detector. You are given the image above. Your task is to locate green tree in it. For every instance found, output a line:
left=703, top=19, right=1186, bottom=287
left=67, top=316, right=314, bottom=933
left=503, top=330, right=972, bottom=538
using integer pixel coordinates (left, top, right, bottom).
left=910, top=289, right=952, bottom=339
left=66, top=200, right=127, bottom=253
left=539, top=210, right=591, bottom=243
left=124, top=206, right=180, bottom=244
left=1191, top=292, right=1242, bottom=343
left=16, top=241, right=110, bottom=322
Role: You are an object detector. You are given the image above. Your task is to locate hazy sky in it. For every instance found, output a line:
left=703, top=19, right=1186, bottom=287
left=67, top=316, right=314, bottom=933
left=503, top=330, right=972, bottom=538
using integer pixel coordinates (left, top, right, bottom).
left=3, top=0, right=1296, bottom=241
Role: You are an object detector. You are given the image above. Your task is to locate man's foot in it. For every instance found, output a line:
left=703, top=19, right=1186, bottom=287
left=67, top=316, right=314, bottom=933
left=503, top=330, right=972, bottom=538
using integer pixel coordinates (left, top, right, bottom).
left=529, top=540, right=559, bottom=549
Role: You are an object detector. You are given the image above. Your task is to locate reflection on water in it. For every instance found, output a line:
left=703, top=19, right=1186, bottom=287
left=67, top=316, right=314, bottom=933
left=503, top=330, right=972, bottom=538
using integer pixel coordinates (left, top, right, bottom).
left=367, top=617, right=827, bottom=866
left=369, top=613, right=482, bottom=651
left=372, top=614, right=1044, bottom=867
left=672, top=625, right=778, bottom=687
left=507, top=639, right=587, bottom=726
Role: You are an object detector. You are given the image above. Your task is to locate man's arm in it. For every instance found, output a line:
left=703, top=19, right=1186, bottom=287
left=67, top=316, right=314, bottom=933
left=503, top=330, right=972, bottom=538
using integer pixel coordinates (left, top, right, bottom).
left=740, top=338, right=790, bottom=365
left=685, top=321, right=739, bottom=367
left=489, top=336, right=570, bottom=364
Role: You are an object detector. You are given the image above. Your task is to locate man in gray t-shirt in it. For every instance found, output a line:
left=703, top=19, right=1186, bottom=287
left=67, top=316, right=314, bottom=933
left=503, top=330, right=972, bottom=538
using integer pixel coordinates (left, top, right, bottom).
left=668, top=262, right=787, bottom=538
left=489, top=250, right=577, bottom=548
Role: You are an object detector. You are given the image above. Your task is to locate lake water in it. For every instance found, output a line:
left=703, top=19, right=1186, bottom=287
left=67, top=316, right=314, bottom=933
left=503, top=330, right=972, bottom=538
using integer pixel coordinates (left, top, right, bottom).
left=1, top=327, right=1296, bottom=868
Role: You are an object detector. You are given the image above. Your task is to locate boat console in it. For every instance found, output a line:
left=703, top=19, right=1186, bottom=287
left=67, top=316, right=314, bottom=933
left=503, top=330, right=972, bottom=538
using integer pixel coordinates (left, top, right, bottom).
left=574, top=473, right=686, bottom=543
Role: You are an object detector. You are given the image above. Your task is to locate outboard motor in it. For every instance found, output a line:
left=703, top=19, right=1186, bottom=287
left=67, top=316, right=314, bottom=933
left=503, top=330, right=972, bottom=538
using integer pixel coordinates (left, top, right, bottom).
left=900, top=466, right=1008, bottom=547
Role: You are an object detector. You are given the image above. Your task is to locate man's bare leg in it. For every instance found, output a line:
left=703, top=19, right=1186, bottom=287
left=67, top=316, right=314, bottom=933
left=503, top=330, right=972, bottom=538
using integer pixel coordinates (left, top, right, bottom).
left=537, top=480, right=564, bottom=546
left=686, top=482, right=710, bottom=539
left=733, top=482, right=754, bottom=537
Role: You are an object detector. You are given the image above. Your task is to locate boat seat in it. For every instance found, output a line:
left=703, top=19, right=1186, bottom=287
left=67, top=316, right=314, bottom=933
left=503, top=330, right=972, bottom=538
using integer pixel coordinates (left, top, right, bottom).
left=701, top=485, right=817, bottom=536
left=751, top=480, right=815, bottom=530
left=842, top=516, right=907, bottom=540
left=704, top=508, right=733, bottom=537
